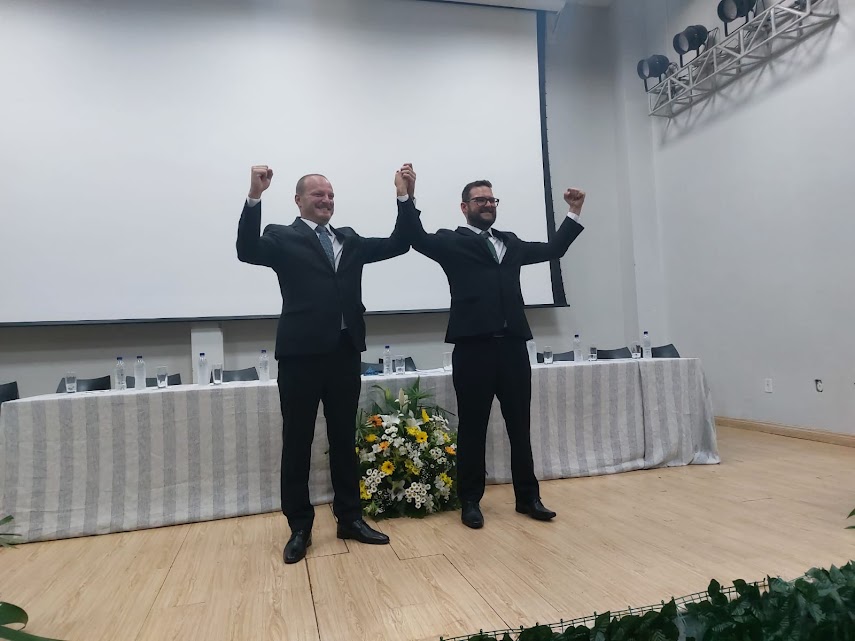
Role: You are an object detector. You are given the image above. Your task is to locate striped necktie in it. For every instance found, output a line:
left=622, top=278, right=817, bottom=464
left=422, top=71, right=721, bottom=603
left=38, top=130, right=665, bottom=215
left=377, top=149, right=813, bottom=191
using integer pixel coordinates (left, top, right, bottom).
left=316, top=225, right=335, bottom=268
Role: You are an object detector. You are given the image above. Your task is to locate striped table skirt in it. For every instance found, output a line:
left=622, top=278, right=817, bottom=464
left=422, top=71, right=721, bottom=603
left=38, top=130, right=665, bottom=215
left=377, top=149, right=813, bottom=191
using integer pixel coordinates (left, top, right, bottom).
left=0, top=358, right=717, bottom=542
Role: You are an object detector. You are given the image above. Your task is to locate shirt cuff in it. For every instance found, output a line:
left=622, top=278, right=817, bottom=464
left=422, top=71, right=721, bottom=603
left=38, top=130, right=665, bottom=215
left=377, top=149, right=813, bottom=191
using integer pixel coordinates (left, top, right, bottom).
left=246, top=197, right=261, bottom=207
left=567, top=211, right=580, bottom=222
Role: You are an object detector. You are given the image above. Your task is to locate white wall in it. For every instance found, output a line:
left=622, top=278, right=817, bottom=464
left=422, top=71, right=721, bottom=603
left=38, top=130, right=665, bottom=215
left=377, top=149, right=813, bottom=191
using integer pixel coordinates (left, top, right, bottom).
left=0, top=2, right=628, bottom=397
left=614, top=0, right=855, bottom=434
left=7, top=0, right=852, bottom=438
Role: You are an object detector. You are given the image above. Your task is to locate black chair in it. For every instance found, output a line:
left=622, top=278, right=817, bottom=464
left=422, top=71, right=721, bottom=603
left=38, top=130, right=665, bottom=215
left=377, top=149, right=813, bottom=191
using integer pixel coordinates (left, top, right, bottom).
left=652, top=343, right=681, bottom=358
left=0, top=381, right=20, bottom=415
left=56, top=375, right=112, bottom=393
left=125, top=374, right=183, bottom=388
left=596, top=347, right=633, bottom=360
left=221, top=367, right=259, bottom=383
left=379, top=357, right=418, bottom=372
left=536, top=351, right=574, bottom=363
left=361, top=362, right=383, bottom=375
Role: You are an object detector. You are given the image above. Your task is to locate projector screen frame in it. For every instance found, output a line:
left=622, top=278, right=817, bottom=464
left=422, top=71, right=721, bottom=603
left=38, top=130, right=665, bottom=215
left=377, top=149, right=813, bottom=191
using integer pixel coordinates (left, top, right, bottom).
left=0, top=9, right=567, bottom=329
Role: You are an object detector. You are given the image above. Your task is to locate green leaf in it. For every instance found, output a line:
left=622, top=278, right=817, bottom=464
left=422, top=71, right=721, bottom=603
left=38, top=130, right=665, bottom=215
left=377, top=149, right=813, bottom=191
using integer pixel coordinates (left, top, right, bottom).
left=0, top=603, right=27, bottom=628
left=0, top=602, right=65, bottom=641
left=517, top=625, right=554, bottom=641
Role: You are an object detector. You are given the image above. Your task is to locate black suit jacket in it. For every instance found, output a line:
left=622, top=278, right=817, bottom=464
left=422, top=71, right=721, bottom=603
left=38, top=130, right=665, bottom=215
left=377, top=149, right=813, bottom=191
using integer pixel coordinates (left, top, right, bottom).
left=237, top=202, right=409, bottom=357
left=398, top=198, right=583, bottom=343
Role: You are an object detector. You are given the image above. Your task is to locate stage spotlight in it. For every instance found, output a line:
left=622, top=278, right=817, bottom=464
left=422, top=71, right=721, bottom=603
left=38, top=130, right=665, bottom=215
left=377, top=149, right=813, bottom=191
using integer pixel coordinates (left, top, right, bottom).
left=718, top=0, right=758, bottom=35
left=636, top=54, right=671, bottom=90
left=673, top=24, right=709, bottom=65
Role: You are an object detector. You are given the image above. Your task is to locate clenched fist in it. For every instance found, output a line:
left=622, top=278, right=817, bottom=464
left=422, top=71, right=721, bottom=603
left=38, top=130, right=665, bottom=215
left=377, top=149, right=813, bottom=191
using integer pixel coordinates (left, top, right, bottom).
left=400, top=163, right=416, bottom=199
left=564, top=188, right=586, bottom=216
left=249, top=165, right=273, bottom=199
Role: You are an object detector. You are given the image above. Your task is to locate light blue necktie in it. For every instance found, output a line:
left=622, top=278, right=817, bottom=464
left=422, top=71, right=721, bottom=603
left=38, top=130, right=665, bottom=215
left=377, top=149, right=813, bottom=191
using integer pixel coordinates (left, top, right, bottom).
left=316, top=225, right=335, bottom=268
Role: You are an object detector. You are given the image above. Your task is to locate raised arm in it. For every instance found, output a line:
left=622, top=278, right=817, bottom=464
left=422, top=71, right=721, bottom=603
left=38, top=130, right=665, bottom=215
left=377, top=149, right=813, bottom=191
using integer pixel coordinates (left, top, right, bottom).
left=358, top=168, right=414, bottom=264
left=393, top=163, right=447, bottom=263
left=236, top=165, right=279, bottom=267
left=519, top=187, right=586, bottom=265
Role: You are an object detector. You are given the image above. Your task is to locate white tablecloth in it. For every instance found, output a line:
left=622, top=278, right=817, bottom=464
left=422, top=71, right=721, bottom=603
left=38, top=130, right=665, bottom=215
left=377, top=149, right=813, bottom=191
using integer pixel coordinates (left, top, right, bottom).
left=0, top=358, right=717, bottom=542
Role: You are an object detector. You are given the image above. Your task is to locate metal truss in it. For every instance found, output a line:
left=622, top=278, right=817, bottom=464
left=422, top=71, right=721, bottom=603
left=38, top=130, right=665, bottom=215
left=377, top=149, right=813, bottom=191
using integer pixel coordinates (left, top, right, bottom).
left=647, top=0, right=840, bottom=117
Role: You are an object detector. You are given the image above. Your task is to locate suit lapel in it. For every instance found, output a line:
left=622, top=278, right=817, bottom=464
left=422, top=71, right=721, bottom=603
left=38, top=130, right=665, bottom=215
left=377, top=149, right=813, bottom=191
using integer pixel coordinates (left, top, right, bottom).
left=456, top=226, right=501, bottom=263
left=331, top=226, right=351, bottom=269
left=292, top=217, right=335, bottom=271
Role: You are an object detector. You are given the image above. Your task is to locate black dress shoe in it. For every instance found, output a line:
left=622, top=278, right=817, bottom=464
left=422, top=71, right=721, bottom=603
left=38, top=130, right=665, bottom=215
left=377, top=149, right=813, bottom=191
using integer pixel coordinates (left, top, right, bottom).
left=284, top=529, right=312, bottom=564
left=336, top=519, right=390, bottom=544
left=461, top=501, right=484, bottom=529
left=515, top=498, right=556, bottom=521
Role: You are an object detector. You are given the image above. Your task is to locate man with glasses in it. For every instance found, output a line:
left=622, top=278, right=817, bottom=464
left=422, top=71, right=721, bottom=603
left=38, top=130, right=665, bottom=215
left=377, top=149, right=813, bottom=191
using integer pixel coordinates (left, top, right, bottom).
left=396, top=164, right=585, bottom=529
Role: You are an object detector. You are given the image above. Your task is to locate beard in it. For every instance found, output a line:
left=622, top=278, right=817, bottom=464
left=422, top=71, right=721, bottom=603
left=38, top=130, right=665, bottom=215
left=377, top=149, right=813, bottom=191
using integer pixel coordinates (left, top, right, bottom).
left=466, top=207, right=496, bottom=230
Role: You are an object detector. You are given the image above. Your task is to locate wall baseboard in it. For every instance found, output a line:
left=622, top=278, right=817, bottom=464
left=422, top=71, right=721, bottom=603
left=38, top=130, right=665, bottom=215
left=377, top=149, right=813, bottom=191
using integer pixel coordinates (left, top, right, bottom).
left=716, top=416, right=855, bottom=449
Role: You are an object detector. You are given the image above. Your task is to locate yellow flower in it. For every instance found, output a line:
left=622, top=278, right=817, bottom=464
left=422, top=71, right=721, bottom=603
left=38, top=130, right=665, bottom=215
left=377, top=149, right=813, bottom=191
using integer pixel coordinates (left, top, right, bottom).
left=406, top=427, right=419, bottom=437
left=415, top=431, right=428, bottom=444
left=355, top=447, right=359, bottom=454
left=443, top=433, right=451, bottom=443
left=421, top=409, right=430, bottom=423
left=445, top=446, right=456, bottom=456
left=365, top=433, right=377, bottom=443
left=380, top=461, right=395, bottom=475
left=405, top=460, right=419, bottom=476
left=359, top=480, right=371, bottom=500
left=440, top=473, right=452, bottom=487
left=378, top=441, right=390, bottom=451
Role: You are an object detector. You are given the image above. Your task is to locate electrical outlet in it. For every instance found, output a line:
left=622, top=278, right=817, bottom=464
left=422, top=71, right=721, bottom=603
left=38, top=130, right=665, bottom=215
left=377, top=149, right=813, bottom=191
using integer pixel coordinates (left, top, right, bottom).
left=815, top=379, right=823, bottom=393
left=764, top=378, right=773, bottom=393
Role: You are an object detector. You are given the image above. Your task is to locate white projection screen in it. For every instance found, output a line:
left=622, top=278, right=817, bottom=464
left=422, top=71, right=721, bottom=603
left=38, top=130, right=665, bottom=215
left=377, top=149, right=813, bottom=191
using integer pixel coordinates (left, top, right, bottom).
left=0, top=0, right=561, bottom=324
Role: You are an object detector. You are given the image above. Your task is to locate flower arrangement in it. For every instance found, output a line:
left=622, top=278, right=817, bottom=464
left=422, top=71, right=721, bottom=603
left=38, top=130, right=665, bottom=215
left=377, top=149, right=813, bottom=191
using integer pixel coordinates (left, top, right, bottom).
left=355, top=379, right=460, bottom=519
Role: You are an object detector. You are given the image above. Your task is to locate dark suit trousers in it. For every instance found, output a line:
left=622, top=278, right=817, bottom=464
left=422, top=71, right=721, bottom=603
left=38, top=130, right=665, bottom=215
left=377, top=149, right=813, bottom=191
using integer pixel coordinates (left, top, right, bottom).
left=452, top=336, right=539, bottom=504
left=277, top=331, right=362, bottom=532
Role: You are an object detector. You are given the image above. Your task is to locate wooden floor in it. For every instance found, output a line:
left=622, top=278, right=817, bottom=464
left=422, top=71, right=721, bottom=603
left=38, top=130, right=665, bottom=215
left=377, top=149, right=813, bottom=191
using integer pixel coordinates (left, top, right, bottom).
left=2, top=426, right=855, bottom=641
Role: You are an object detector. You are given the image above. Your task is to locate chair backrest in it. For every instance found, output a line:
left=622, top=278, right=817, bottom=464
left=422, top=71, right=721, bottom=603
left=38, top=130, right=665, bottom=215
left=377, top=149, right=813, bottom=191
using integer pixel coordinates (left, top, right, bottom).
left=652, top=343, right=681, bottom=358
left=379, top=357, right=418, bottom=372
left=125, top=373, right=183, bottom=388
left=56, top=375, right=112, bottom=393
left=221, top=367, right=259, bottom=383
left=596, top=347, right=632, bottom=360
left=0, top=381, right=20, bottom=413
left=536, top=351, right=574, bottom=363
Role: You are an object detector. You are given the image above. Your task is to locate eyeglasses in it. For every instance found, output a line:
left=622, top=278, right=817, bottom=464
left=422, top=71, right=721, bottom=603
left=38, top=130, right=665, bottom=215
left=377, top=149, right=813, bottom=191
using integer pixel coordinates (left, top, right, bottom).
left=466, top=197, right=500, bottom=206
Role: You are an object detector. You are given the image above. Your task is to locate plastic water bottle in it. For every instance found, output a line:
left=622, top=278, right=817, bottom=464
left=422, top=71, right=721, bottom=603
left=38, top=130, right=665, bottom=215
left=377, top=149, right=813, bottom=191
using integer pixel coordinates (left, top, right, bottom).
left=573, top=334, right=582, bottom=363
left=134, top=356, right=146, bottom=390
left=526, top=340, right=537, bottom=365
left=383, top=345, right=392, bottom=376
left=258, top=349, right=270, bottom=382
left=198, top=353, right=209, bottom=386
left=642, top=331, right=652, bottom=359
left=115, top=357, right=126, bottom=390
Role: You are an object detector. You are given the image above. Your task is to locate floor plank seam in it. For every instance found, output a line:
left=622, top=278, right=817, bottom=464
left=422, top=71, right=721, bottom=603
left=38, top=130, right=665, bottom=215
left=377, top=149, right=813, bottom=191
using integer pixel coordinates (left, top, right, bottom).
left=305, top=552, right=323, bottom=641
left=132, top=525, right=192, bottom=641
left=442, top=552, right=514, bottom=631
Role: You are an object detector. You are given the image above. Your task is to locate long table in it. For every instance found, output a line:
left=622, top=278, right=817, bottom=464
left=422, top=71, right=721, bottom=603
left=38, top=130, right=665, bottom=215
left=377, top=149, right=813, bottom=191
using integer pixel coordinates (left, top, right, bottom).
left=0, top=358, right=718, bottom=543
